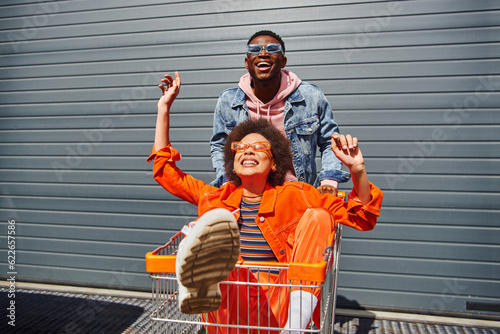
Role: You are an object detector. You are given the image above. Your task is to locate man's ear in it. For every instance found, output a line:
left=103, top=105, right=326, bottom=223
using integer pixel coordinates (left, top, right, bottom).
left=245, top=57, right=249, bottom=70
left=281, top=56, right=287, bottom=68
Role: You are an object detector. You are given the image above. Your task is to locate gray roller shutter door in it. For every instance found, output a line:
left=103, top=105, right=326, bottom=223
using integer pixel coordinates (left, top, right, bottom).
left=0, top=0, right=498, bottom=316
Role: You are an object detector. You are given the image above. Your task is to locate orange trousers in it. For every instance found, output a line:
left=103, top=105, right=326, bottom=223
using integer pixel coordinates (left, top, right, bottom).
left=202, top=208, right=336, bottom=334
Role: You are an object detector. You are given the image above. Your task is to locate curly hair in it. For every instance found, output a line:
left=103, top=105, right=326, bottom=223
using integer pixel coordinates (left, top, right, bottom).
left=247, top=30, right=286, bottom=54
left=223, top=119, right=293, bottom=187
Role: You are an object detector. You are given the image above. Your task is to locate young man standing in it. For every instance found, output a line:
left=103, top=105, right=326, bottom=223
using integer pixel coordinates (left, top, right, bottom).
left=210, top=30, right=349, bottom=195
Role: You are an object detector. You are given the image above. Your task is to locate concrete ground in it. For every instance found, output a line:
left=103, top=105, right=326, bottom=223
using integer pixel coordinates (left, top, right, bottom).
left=1, top=282, right=499, bottom=333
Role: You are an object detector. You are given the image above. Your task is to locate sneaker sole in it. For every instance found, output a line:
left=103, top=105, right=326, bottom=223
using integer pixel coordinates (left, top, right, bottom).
left=179, top=285, right=222, bottom=314
left=177, top=210, right=240, bottom=314
left=178, top=217, right=240, bottom=287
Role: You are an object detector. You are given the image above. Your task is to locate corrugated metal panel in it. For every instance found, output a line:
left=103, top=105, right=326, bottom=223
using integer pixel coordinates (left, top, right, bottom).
left=0, top=0, right=498, bottom=316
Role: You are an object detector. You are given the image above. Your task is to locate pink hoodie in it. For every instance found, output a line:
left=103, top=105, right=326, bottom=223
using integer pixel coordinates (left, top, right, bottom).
left=238, top=69, right=301, bottom=134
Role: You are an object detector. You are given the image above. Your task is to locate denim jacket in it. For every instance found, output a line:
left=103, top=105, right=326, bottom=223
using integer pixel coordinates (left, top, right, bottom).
left=210, top=82, right=351, bottom=187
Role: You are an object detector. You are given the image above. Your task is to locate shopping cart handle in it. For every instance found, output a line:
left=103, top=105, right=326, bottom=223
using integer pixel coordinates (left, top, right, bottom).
left=145, top=252, right=176, bottom=273
left=146, top=252, right=329, bottom=283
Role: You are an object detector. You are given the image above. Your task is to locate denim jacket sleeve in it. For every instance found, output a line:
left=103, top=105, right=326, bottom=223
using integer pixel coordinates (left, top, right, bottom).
left=285, top=83, right=350, bottom=186
left=313, top=86, right=351, bottom=186
left=210, top=97, right=228, bottom=187
left=209, top=88, right=248, bottom=187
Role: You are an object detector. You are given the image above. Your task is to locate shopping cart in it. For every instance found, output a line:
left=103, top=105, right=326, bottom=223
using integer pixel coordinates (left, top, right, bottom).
left=145, top=200, right=344, bottom=333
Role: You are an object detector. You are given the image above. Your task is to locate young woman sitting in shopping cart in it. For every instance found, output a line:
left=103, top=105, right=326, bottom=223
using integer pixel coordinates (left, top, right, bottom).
left=148, top=72, right=383, bottom=334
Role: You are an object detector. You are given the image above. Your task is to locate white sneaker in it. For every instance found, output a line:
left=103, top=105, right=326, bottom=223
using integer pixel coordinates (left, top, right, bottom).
left=281, top=290, right=318, bottom=334
left=176, top=208, right=240, bottom=314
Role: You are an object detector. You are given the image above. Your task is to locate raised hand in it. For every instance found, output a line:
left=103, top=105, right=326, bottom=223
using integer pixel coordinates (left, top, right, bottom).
left=331, top=133, right=365, bottom=171
left=154, top=72, right=181, bottom=149
left=331, top=133, right=371, bottom=204
left=157, top=72, right=181, bottom=112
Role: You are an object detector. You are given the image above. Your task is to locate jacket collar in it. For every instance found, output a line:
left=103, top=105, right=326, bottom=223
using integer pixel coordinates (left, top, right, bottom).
left=286, top=84, right=305, bottom=103
left=221, top=182, right=277, bottom=214
left=232, top=83, right=305, bottom=108
left=231, top=88, right=247, bottom=108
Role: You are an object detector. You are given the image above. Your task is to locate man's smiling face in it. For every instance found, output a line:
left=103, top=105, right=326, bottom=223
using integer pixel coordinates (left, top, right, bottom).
left=245, top=35, right=287, bottom=83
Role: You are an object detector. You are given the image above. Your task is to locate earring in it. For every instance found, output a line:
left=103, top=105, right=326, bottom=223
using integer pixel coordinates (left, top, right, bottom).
left=271, top=165, right=276, bottom=172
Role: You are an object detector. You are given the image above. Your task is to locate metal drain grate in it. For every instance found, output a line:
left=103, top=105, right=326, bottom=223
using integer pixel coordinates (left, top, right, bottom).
left=1, top=288, right=153, bottom=334
left=334, top=315, right=500, bottom=334
left=1, top=288, right=499, bottom=333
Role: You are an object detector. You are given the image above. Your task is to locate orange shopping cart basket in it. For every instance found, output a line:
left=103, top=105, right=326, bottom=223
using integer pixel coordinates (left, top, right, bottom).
left=145, top=217, right=344, bottom=334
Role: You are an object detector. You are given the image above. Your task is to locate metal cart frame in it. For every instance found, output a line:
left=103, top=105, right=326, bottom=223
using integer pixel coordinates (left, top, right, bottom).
left=146, top=223, right=343, bottom=334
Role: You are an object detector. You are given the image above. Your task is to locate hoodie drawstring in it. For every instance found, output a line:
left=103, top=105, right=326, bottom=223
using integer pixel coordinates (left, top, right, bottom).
left=256, top=103, right=271, bottom=121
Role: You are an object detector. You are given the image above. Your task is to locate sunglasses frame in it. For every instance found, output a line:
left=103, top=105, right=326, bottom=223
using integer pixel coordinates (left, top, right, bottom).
left=246, top=43, right=284, bottom=55
left=231, top=141, right=273, bottom=157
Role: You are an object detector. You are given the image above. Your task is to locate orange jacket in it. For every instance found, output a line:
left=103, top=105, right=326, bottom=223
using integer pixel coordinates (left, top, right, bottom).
left=148, top=145, right=383, bottom=264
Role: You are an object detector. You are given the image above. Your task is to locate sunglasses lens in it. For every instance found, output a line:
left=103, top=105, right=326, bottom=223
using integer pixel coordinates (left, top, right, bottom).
left=247, top=44, right=262, bottom=54
left=253, top=142, right=270, bottom=150
left=232, top=142, right=248, bottom=151
left=266, top=44, right=281, bottom=53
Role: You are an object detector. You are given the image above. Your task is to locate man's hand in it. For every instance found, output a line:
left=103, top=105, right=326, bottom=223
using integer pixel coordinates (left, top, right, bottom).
left=316, top=185, right=338, bottom=196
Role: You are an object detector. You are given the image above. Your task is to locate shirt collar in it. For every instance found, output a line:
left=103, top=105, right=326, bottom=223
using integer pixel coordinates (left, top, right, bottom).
left=220, top=183, right=277, bottom=214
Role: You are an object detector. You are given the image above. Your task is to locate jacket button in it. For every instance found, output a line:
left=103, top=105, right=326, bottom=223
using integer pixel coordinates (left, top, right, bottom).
left=280, top=249, right=285, bottom=255
left=259, top=217, right=265, bottom=222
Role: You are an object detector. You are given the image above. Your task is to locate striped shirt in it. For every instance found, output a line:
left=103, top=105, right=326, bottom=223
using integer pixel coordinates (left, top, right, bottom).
left=238, top=199, right=278, bottom=263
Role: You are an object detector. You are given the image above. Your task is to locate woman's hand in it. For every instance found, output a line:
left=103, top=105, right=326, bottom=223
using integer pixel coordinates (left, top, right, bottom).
left=154, top=72, right=181, bottom=150
left=157, top=72, right=181, bottom=113
left=331, top=133, right=365, bottom=172
left=331, top=133, right=371, bottom=204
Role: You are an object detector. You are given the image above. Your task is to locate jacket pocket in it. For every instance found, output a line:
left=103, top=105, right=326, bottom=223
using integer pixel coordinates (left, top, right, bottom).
left=294, top=118, right=319, bottom=155
left=273, top=219, right=299, bottom=248
left=294, top=117, right=319, bottom=136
